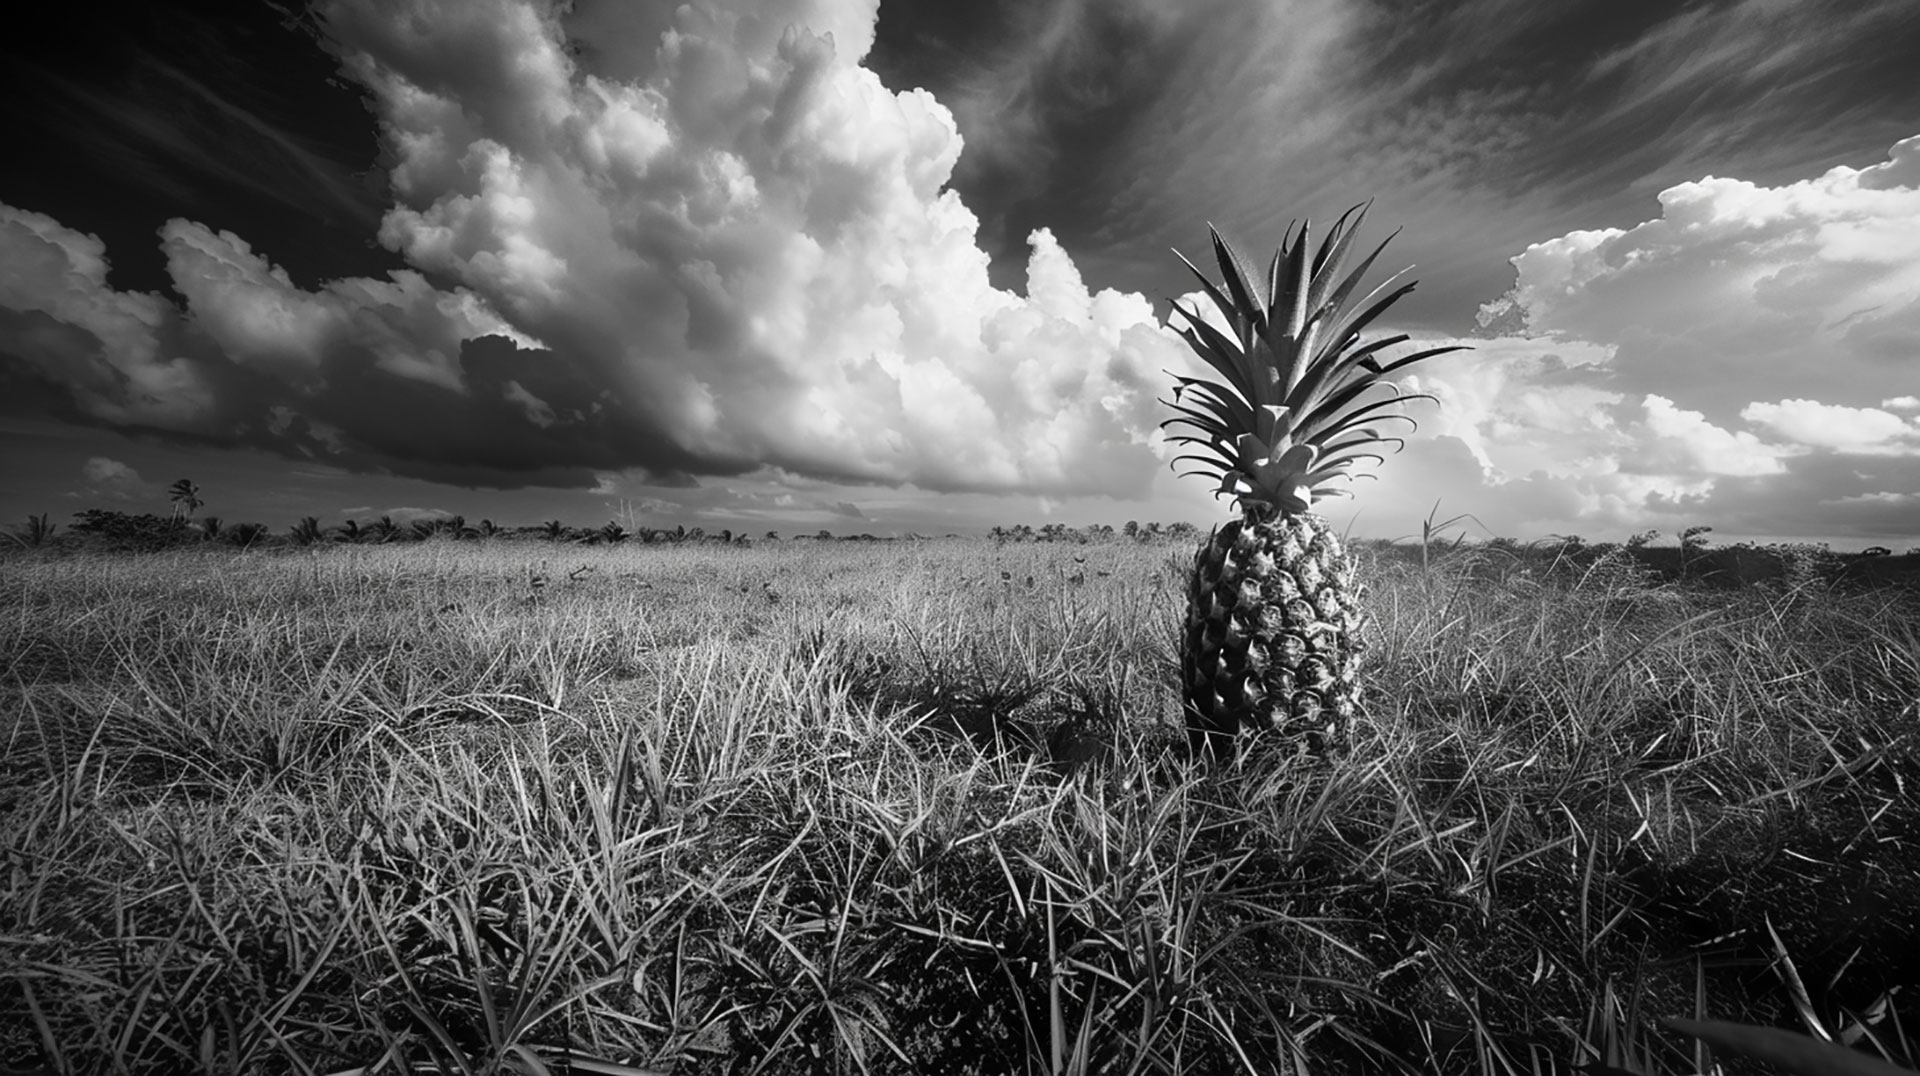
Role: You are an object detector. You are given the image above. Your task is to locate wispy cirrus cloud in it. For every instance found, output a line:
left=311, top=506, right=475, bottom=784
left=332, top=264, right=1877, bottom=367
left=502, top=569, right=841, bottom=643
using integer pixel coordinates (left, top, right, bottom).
left=23, top=49, right=385, bottom=236
left=925, top=0, right=1920, bottom=329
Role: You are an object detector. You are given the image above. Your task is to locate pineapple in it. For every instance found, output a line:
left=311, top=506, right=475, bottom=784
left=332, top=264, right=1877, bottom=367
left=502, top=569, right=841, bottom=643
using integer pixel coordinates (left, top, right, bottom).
left=1163, top=203, right=1465, bottom=761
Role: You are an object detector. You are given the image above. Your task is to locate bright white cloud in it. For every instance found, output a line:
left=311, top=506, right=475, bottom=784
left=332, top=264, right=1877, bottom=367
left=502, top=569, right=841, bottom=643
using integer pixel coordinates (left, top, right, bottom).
left=0, top=0, right=1190, bottom=499
left=320, top=0, right=1190, bottom=495
left=1414, top=134, right=1920, bottom=543
left=1491, top=134, right=1920, bottom=408
left=1637, top=395, right=1789, bottom=476
left=1392, top=342, right=1796, bottom=536
left=1403, top=334, right=1620, bottom=480
left=1742, top=398, right=1920, bottom=455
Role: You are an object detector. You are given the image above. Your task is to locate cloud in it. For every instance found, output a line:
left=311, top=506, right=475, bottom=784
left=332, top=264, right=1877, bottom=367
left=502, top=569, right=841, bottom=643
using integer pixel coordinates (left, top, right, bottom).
left=0, top=205, right=613, bottom=487
left=325, top=0, right=1192, bottom=499
left=0, top=0, right=1191, bottom=500
left=77, top=456, right=150, bottom=500
left=1397, top=133, right=1920, bottom=543
left=1741, top=399, right=1920, bottom=456
left=1634, top=395, right=1790, bottom=478
left=1389, top=340, right=1795, bottom=534
left=964, top=0, right=1920, bottom=329
left=1490, top=136, right=1920, bottom=412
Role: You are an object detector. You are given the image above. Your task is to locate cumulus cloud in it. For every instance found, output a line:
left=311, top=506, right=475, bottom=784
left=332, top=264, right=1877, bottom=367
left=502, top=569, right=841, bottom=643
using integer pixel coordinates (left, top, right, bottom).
left=1388, top=340, right=1793, bottom=535
left=0, top=0, right=1193, bottom=499
left=0, top=205, right=574, bottom=486
left=76, top=456, right=150, bottom=500
left=1488, top=135, right=1920, bottom=407
left=1742, top=399, right=1920, bottom=456
left=1404, top=134, right=1920, bottom=542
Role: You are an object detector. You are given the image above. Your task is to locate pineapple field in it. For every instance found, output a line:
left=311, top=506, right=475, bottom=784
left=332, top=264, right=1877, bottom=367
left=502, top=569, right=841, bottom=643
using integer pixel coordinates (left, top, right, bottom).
left=2, top=534, right=1916, bottom=1074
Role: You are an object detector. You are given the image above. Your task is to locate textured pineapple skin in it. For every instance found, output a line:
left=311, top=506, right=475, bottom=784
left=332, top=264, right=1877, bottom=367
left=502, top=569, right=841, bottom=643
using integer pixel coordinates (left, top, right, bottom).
left=1182, top=511, right=1366, bottom=760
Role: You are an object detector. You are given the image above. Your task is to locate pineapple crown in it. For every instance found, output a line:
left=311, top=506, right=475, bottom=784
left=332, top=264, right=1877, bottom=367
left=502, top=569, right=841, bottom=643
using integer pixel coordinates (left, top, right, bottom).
left=1161, top=202, right=1467, bottom=515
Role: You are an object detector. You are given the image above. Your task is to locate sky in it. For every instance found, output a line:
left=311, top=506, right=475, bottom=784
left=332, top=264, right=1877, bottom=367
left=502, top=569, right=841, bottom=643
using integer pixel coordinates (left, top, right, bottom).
left=2, top=0, right=1918, bottom=548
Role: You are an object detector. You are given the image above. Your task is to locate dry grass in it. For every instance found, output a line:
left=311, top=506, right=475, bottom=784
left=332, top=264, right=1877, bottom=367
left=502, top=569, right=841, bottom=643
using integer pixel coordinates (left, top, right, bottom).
left=1, top=537, right=1915, bottom=1074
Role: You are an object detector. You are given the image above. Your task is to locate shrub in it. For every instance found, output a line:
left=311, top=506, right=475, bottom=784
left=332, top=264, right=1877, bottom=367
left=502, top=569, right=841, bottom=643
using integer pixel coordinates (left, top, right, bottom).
left=67, top=509, right=194, bottom=551
left=225, top=521, right=269, bottom=548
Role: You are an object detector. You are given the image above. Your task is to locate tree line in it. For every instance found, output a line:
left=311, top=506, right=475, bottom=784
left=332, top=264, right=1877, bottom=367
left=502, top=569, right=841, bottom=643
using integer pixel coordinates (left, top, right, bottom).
left=5, top=477, right=1225, bottom=551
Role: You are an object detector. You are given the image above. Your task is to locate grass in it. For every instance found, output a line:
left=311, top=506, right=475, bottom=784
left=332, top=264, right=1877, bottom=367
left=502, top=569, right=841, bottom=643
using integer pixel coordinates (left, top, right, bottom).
left=1, top=537, right=1915, bottom=1074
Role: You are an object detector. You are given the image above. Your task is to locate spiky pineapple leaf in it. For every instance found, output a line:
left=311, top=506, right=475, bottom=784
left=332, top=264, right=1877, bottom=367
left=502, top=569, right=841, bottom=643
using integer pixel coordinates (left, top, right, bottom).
left=1210, top=226, right=1270, bottom=345
left=1279, top=220, right=1311, bottom=344
left=1308, top=201, right=1366, bottom=279
left=1168, top=297, right=1260, bottom=402
left=1162, top=203, right=1467, bottom=513
left=1374, top=343, right=1471, bottom=377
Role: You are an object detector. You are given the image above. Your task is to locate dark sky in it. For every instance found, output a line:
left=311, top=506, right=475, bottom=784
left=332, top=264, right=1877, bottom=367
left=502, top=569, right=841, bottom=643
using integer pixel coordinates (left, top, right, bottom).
left=1, top=2, right=403, bottom=295
left=19, top=0, right=1916, bottom=321
left=869, top=0, right=1920, bottom=324
left=2, top=0, right=1918, bottom=545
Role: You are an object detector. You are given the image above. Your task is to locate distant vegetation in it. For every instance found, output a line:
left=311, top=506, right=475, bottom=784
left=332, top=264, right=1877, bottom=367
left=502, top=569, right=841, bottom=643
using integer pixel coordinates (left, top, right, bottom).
left=12, top=500, right=1918, bottom=593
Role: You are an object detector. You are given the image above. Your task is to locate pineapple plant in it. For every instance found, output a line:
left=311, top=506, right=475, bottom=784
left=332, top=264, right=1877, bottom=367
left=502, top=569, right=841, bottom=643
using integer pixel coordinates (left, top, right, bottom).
left=1163, top=203, right=1465, bottom=761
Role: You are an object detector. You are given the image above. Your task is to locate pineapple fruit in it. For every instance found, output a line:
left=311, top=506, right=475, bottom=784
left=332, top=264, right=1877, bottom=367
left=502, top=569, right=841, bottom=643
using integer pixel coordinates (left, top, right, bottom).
left=1163, top=203, right=1465, bottom=761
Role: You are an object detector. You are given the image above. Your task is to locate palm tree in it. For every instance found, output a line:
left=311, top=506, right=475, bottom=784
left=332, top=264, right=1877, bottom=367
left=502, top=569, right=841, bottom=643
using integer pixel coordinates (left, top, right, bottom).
left=370, top=516, right=398, bottom=543
left=168, top=479, right=202, bottom=522
left=334, top=519, right=362, bottom=543
left=542, top=519, right=566, bottom=542
left=8, top=514, right=56, bottom=548
left=289, top=517, right=325, bottom=546
left=599, top=522, right=629, bottom=544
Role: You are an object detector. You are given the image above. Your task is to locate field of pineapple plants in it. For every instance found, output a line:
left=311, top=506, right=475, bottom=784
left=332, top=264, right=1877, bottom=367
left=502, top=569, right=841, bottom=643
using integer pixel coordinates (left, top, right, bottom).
left=2, top=529, right=1916, bottom=1074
